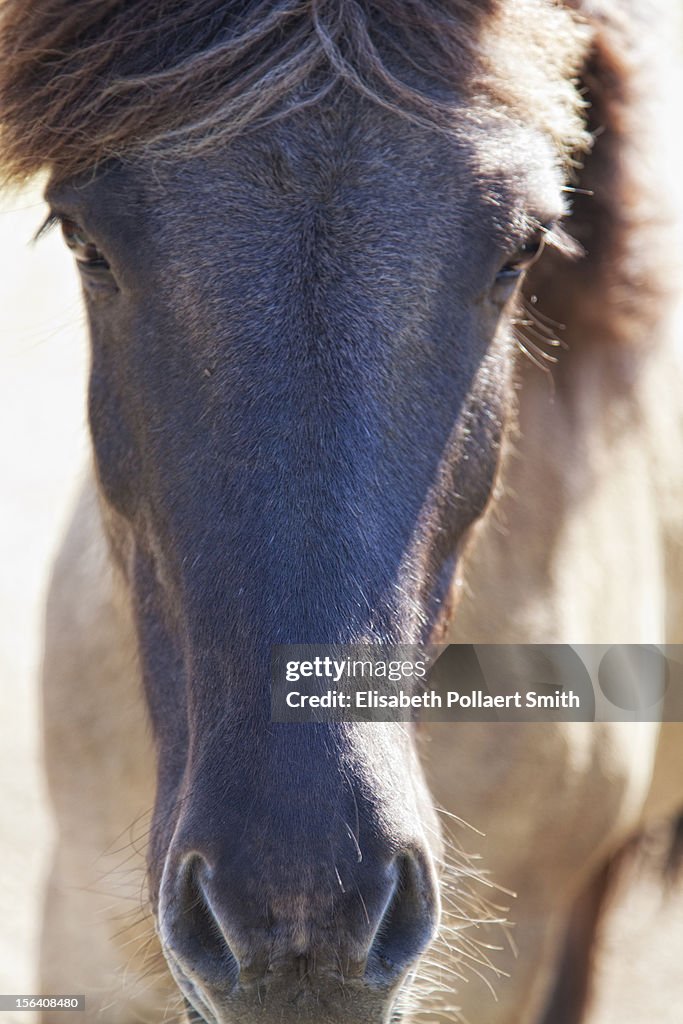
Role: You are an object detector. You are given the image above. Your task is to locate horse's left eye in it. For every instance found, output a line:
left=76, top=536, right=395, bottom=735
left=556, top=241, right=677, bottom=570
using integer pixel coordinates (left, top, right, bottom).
left=61, top=217, right=110, bottom=270
left=497, top=232, right=546, bottom=281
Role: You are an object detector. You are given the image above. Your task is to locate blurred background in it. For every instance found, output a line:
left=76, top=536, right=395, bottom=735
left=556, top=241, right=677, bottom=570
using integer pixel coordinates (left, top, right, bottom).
left=0, top=184, right=87, bottom=1013
left=2, top=6, right=683, bottom=1018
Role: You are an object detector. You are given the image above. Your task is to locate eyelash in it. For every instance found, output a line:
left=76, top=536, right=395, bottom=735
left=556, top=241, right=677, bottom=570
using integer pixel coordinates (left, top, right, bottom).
left=499, top=221, right=582, bottom=279
left=35, top=212, right=110, bottom=270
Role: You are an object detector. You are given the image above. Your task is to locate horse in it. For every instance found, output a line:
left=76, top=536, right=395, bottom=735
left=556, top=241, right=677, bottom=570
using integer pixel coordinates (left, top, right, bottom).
left=1, top=0, right=682, bottom=1022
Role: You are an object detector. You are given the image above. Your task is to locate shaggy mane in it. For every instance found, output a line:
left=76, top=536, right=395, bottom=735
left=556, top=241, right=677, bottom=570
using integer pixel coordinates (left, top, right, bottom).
left=0, top=0, right=589, bottom=184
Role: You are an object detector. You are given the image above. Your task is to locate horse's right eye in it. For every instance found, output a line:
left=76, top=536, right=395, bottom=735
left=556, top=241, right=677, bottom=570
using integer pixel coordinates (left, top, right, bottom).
left=61, top=217, right=110, bottom=270
left=497, top=232, right=546, bottom=280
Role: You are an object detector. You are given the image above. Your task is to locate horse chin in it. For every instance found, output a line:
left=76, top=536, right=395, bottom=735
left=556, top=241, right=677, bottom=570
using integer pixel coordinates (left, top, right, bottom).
left=176, top=971, right=417, bottom=1024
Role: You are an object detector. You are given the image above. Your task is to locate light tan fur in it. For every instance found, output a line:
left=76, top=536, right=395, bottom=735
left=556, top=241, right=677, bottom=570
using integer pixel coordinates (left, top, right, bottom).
left=41, top=485, right=175, bottom=1023
left=421, top=327, right=683, bottom=1022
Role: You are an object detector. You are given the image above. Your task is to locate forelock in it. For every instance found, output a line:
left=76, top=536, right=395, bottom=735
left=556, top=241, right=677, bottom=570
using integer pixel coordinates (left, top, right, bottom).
left=0, top=0, right=591, bottom=185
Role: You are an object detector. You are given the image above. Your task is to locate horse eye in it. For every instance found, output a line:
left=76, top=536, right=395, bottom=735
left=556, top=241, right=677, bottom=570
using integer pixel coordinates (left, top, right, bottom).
left=61, top=217, right=110, bottom=270
left=497, top=232, right=546, bottom=281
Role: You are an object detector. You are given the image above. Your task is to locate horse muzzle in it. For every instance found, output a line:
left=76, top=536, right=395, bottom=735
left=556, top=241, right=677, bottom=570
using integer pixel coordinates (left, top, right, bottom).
left=157, top=844, right=438, bottom=1024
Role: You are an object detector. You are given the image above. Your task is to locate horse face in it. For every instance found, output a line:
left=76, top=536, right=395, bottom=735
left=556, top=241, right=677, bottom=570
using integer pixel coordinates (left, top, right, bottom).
left=46, top=93, right=565, bottom=1023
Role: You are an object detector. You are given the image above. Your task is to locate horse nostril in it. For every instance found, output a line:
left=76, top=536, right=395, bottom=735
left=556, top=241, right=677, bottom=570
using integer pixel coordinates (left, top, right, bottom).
left=159, top=847, right=437, bottom=999
left=366, top=853, right=439, bottom=983
left=161, top=854, right=239, bottom=991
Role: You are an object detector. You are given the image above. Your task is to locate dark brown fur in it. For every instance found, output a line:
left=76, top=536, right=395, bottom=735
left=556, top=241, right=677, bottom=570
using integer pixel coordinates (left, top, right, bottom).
left=0, top=0, right=587, bottom=184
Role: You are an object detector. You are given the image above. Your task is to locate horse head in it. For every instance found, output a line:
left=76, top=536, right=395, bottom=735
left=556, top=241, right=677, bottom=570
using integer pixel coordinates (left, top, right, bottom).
left=1, top=1, right=592, bottom=1019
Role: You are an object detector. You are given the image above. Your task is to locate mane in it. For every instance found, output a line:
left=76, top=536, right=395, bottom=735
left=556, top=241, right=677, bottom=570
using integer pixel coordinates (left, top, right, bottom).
left=527, top=0, right=681, bottom=347
left=0, top=0, right=589, bottom=185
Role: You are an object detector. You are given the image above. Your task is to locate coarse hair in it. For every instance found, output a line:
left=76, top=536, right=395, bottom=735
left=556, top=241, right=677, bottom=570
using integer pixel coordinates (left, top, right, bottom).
left=0, top=0, right=590, bottom=184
